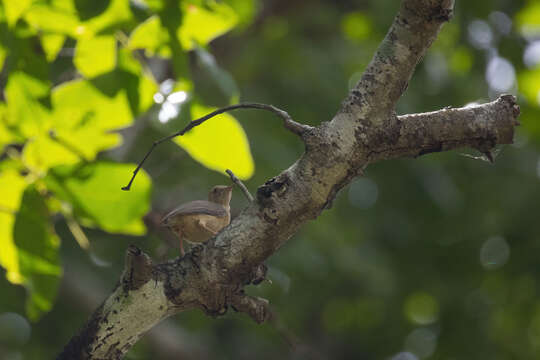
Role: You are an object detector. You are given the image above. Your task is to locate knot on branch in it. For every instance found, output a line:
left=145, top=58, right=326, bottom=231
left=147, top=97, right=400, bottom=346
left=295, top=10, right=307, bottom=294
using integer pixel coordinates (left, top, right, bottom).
left=122, top=245, right=154, bottom=291
left=248, top=263, right=268, bottom=285
left=257, top=175, right=290, bottom=204
left=230, top=294, right=271, bottom=324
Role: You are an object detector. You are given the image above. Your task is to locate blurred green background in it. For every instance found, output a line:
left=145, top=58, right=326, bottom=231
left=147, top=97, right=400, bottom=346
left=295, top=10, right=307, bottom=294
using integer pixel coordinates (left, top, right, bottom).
left=1, top=0, right=540, bottom=359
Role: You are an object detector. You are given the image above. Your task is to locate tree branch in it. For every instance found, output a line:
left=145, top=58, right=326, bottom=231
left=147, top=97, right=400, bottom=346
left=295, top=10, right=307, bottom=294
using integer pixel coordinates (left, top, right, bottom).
left=346, top=0, right=455, bottom=111
left=226, top=169, right=254, bottom=202
left=369, top=94, right=520, bottom=161
left=60, top=1, right=521, bottom=358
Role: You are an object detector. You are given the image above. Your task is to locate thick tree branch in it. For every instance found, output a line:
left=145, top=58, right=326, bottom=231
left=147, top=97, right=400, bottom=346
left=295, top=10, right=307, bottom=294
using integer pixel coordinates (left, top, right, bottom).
left=371, top=94, right=520, bottom=161
left=346, top=0, right=454, bottom=112
left=60, top=1, right=521, bottom=358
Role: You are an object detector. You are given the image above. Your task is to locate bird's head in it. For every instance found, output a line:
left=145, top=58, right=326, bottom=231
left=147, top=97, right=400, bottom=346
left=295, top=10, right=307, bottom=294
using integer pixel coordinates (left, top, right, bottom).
left=208, top=185, right=233, bottom=206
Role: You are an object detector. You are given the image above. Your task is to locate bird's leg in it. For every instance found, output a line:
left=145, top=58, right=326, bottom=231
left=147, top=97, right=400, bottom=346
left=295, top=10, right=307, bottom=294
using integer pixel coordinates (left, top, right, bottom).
left=196, top=219, right=218, bottom=235
left=179, top=237, right=185, bottom=257
left=174, top=228, right=185, bottom=257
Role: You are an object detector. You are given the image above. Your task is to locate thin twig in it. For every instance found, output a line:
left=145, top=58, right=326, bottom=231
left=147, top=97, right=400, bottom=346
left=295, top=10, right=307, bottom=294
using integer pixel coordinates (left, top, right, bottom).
left=226, top=169, right=253, bottom=202
left=122, top=103, right=310, bottom=191
left=66, top=215, right=90, bottom=250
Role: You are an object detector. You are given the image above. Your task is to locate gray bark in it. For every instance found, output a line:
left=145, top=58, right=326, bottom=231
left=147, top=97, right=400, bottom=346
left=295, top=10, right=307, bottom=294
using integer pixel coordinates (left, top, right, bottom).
left=58, top=0, right=521, bottom=358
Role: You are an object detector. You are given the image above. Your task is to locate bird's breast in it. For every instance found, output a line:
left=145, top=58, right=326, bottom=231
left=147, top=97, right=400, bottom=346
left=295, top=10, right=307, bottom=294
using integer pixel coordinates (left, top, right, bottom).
left=171, top=214, right=230, bottom=243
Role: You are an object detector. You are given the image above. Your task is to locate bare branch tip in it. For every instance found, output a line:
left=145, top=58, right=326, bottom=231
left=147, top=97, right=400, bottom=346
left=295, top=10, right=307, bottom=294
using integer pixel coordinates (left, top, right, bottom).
left=231, top=294, right=270, bottom=324
left=226, top=169, right=254, bottom=202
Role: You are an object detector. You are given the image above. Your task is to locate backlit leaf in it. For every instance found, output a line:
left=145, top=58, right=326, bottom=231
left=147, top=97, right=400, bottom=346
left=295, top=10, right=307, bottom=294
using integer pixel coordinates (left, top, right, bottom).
left=2, top=0, right=32, bottom=27
left=74, top=35, right=117, bottom=78
left=174, top=103, right=254, bottom=179
left=4, top=72, right=50, bottom=138
left=62, top=162, right=152, bottom=235
left=82, top=0, right=132, bottom=36
left=515, top=2, right=540, bottom=38
left=177, top=2, right=238, bottom=50
left=13, top=187, right=61, bottom=321
left=518, top=65, right=540, bottom=105
left=51, top=79, right=132, bottom=131
left=40, top=33, right=65, bottom=62
left=19, top=79, right=133, bottom=173
left=0, top=103, right=15, bottom=151
left=22, top=134, right=82, bottom=175
left=223, top=0, right=256, bottom=28
left=24, top=4, right=82, bottom=37
left=128, top=15, right=170, bottom=56
left=0, top=169, right=27, bottom=285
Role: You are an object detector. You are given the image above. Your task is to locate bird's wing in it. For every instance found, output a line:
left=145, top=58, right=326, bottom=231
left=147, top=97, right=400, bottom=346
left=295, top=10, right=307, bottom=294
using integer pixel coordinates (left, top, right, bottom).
left=161, top=200, right=227, bottom=224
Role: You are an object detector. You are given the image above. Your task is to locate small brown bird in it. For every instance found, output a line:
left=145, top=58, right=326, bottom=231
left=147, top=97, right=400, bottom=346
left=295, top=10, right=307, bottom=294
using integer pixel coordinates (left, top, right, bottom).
left=161, top=185, right=233, bottom=256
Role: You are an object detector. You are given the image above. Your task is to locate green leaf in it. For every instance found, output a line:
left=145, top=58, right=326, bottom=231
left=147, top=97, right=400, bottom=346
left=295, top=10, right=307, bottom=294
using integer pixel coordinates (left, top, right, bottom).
left=22, top=133, right=85, bottom=175
left=61, top=162, right=152, bottom=235
left=24, top=4, right=82, bottom=37
left=40, top=33, right=65, bottom=62
left=140, top=0, right=164, bottom=12
left=2, top=0, right=33, bottom=27
left=0, top=103, right=15, bottom=151
left=4, top=72, right=51, bottom=138
left=51, top=79, right=132, bottom=131
left=515, top=2, right=540, bottom=38
left=177, top=1, right=238, bottom=50
left=174, top=103, right=254, bottom=179
left=128, top=15, right=170, bottom=56
left=13, top=187, right=61, bottom=321
left=74, top=35, right=117, bottom=78
left=223, top=0, right=256, bottom=28
left=518, top=65, right=540, bottom=105
left=82, top=0, right=132, bottom=36
left=0, top=169, right=27, bottom=285
left=138, top=74, right=159, bottom=113
left=20, top=79, right=132, bottom=174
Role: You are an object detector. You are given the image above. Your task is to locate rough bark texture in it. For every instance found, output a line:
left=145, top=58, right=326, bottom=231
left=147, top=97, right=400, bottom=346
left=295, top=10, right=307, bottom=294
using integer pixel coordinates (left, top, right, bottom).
left=58, top=0, right=521, bottom=358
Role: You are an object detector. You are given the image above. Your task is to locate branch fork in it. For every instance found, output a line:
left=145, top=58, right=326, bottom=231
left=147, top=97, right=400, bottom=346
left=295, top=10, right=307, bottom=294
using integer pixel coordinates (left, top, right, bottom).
left=61, top=0, right=522, bottom=358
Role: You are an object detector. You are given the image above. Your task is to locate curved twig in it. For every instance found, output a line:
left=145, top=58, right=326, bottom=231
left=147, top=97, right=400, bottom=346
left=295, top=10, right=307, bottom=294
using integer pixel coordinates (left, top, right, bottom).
left=122, top=103, right=311, bottom=191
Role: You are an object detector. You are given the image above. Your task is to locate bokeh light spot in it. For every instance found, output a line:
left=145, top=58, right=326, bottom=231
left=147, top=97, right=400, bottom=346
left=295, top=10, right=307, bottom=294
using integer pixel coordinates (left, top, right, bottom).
left=391, top=351, right=419, bottom=360
left=404, top=328, right=437, bottom=359
left=523, top=41, right=540, bottom=68
left=0, top=313, right=31, bottom=346
left=348, top=178, right=378, bottom=209
left=404, top=292, right=439, bottom=325
left=486, top=56, right=516, bottom=92
left=488, top=11, right=512, bottom=35
left=468, top=20, right=493, bottom=49
left=153, top=92, right=165, bottom=104
left=480, top=236, right=510, bottom=270
left=168, top=91, right=188, bottom=104
left=341, top=12, right=372, bottom=42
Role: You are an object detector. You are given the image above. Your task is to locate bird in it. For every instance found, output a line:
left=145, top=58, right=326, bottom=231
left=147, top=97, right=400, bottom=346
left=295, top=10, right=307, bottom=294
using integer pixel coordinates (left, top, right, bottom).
left=161, top=185, right=233, bottom=256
